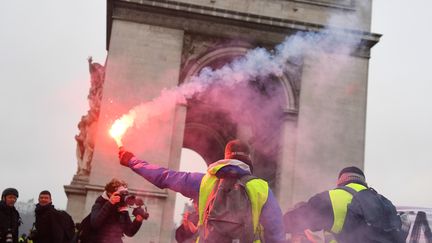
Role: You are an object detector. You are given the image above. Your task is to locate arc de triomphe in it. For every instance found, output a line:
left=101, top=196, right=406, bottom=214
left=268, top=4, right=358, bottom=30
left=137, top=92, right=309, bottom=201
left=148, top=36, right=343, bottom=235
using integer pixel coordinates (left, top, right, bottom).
left=65, top=0, right=380, bottom=242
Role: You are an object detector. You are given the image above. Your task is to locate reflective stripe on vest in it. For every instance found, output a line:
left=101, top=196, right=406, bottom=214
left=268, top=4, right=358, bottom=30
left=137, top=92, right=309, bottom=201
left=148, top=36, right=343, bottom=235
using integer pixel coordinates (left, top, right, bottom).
left=197, top=168, right=269, bottom=242
left=329, top=183, right=367, bottom=234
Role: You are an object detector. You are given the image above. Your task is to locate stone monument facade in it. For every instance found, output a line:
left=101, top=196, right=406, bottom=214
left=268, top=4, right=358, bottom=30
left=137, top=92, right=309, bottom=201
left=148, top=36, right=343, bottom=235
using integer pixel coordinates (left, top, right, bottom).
left=65, top=0, right=380, bottom=242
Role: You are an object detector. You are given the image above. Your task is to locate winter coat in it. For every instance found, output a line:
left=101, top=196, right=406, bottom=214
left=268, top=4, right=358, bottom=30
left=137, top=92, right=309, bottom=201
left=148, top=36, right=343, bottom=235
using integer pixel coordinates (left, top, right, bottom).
left=283, top=190, right=336, bottom=233
left=32, top=203, right=63, bottom=243
left=0, top=201, right=20, bottom=243
left=283, top=181, right=370, bottom=242
left=90, top=196, right=142, bottom=243
left=128, top=158, right=286, bottom=243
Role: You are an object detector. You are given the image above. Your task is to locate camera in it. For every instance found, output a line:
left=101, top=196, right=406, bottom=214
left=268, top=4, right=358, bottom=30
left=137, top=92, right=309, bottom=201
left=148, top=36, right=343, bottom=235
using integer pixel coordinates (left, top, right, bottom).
left=114, top=187, right=149, bottom=219
left=5, top=228, right=13, bottom=243
left=115, top=186, right=132, bottom=206
left=115, top=187, right=144, bottom=207
left=117, top=188, right=129, bottom=205
left=131, top=197, right=149, bottom=220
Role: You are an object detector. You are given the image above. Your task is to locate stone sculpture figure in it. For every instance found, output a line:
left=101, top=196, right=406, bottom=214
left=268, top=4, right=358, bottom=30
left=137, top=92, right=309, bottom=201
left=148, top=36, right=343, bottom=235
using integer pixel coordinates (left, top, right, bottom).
left=75, top=57, right=105, bottom=176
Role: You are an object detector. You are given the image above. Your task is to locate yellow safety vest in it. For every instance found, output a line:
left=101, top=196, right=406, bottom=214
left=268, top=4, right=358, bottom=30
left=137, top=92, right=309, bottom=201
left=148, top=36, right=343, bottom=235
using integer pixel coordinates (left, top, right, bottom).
left=328, top=183, right=367, bottom=237
left=197, top=162, right=269, bottom=243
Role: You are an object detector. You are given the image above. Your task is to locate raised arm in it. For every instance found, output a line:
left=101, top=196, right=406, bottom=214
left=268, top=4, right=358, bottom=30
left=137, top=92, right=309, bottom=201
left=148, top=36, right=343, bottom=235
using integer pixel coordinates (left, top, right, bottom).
left=120, top=150, right=205, bottom=200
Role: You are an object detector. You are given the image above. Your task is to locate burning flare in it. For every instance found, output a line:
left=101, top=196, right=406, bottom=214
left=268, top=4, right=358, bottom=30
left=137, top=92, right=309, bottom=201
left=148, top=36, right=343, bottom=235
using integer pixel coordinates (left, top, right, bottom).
left=109, top=111, right=136, bottom=147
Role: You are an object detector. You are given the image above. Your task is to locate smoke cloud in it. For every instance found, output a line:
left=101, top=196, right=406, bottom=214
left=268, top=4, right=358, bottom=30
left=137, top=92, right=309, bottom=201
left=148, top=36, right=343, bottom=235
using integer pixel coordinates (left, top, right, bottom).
left=105, top=4, right=378, bottom=242
left=114, top=27, right=361, bottom=162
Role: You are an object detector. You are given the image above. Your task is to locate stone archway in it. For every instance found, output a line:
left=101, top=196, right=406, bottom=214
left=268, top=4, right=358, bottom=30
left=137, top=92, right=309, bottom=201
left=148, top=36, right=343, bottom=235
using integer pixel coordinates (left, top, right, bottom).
left=180, top=41, right=299, bottom=187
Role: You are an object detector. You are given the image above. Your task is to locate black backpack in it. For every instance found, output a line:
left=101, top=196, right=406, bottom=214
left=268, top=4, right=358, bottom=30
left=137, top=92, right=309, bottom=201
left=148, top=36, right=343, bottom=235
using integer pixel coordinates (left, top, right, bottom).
left=57, top=210, right=76, bottom=242
left=200, top=175, right=258, bottom=243
left=76, top=213, right=96, bottom=243
left=338, top=186, right=405, bottom=243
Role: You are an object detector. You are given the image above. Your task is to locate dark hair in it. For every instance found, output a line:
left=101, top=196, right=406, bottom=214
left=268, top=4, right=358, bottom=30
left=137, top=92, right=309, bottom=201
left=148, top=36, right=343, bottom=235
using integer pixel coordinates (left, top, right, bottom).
left=2, top=188, right=19, bottom=199
left=104, top=178, right=127, bottom=193
left=39, top=190, right=51, bottom=197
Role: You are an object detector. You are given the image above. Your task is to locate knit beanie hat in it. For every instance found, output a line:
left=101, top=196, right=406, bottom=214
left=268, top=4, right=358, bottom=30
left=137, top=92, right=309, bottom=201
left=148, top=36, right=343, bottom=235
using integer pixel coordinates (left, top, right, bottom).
left=224, top=139, right=253, bottom=171
left=2, top=188, right=19, bottom=199
left=337, top=166, right=366, bottom=186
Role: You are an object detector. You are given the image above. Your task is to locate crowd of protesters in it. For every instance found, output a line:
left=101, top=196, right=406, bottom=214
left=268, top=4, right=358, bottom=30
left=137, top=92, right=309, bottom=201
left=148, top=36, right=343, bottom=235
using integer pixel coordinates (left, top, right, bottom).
left=2, top=139, right=431, bottom=243
left=0, top=180, right=146, bottom=243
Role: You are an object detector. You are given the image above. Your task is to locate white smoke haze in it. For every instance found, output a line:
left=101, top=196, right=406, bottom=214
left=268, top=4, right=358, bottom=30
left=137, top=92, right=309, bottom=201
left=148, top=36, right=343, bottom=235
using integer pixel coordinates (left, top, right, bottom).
left=109, top=6, right=369, bottom=202
left=104, top=4, right=378, bottom=241
left=117, top=29, right=362, bottom=149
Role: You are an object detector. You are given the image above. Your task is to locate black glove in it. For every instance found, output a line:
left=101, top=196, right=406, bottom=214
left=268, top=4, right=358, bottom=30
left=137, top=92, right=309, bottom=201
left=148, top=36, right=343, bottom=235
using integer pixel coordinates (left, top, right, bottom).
left=133, top=207, right=149, bottom=220
left=119, top=147, right=134, bottom=167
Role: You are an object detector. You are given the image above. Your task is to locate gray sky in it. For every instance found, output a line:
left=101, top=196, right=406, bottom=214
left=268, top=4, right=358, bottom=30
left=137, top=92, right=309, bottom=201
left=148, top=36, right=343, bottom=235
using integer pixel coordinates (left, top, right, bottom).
left=0, top=0, right=430, bottom=214
left=365, top=0, right=432, bottom=208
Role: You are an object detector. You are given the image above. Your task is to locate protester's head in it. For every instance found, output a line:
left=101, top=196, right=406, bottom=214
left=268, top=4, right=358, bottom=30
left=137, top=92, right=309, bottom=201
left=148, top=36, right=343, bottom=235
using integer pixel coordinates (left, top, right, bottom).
left=337, top=166, right=367, bottom=186
left=38, top=190, right=52, bottom=206
left=224, top=139, right=253, bottom=171
left=105, top=178, right=128, bottom=195
left=1, top=188, right=18, bottom=207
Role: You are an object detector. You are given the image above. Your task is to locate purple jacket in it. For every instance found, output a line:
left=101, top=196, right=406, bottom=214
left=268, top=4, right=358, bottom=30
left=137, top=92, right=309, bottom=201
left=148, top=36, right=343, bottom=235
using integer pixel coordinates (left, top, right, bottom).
left=128, top=158, right=286, bottom=243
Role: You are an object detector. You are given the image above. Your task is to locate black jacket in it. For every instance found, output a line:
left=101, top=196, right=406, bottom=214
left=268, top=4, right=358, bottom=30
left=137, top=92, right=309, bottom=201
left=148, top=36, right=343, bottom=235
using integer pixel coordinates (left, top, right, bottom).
left=283, top=190, right=334, bottom=234
left=284, top=181, right=370, bottom=236
left=0, top=201, right=20, bottom=243
left=90, top=196, right=142, bottom=243
left=32, top=203, right=63, bottom=243
left=283, top=182, right=394, bottom=243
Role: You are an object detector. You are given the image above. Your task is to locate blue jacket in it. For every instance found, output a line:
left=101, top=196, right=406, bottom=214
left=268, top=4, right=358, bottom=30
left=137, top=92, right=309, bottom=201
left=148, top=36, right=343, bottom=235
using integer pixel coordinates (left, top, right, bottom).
left=128, top=157, right=286, bottom=243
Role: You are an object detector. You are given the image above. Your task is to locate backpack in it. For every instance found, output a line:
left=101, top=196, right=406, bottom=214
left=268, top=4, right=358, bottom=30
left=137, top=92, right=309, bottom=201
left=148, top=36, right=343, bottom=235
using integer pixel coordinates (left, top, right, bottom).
left=76, top=213, right=96, bottom=243
left=56, top=210, right=76, bottom=242
left=201, top=175, right=258, bottom=243
left=339, top=186, right=405, bottom=243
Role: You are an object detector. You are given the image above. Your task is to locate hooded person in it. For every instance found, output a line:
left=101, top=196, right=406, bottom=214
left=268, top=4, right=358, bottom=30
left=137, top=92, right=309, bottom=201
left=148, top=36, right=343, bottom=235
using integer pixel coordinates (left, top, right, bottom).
left=0, top=188, right=21, bottom=243
left=283, top=166, right=403, bottom=243
left=119, top=139, right=285, bottom=243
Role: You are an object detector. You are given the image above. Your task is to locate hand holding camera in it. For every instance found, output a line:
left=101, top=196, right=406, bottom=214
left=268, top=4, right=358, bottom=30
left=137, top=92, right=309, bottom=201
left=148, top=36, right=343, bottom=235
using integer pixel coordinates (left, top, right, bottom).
left=131, top=197, right=149, bottom=221
left=133, top=207, right=149, bottom=221
left=109, top=192, right=121, bottom=205
left=110, top=186, right=150, bottom=221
